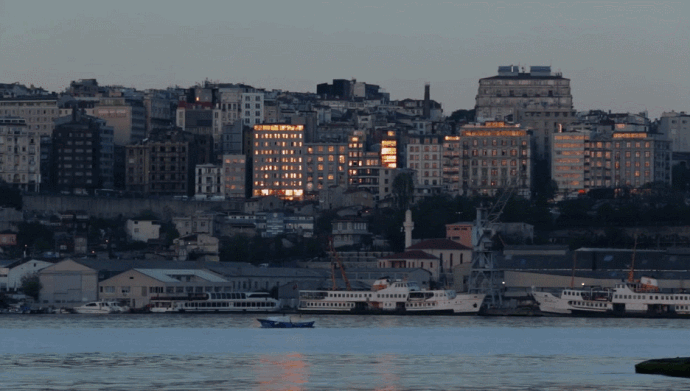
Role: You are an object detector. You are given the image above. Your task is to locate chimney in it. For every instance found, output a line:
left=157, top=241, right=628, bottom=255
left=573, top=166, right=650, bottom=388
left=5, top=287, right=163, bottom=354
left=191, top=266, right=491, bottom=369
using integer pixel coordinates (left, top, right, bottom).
left=423, top=83, right=430, bottom=119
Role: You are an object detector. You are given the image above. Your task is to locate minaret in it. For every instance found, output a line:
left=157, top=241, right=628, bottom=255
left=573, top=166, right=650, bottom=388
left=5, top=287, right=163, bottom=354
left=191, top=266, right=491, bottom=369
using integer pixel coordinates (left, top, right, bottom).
left=403, top=209, right=414, bottom=249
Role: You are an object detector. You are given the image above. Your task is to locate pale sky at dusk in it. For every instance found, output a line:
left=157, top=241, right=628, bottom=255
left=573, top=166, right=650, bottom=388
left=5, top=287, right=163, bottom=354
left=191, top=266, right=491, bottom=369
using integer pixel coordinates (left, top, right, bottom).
left=0, top=1, right=687, bottom=118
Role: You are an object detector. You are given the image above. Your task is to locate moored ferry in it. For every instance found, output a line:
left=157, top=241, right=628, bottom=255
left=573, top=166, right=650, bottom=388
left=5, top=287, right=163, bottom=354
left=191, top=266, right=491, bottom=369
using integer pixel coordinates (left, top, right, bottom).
left=148, top=292, right=281, bottom=313
left=532, top=277, right=690, bottom=317
left=298, top=278, right=485, bottom=315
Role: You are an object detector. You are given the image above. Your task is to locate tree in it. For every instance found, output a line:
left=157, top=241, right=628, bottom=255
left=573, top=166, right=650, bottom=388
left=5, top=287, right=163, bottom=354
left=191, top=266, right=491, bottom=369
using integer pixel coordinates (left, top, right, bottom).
left=448, top=109, right=475, bottom=123
left=20, top=273, right=42, bottom=301
left=392, top=172, right=414, bottom=211
left=0, top=183, right=22, bottom=210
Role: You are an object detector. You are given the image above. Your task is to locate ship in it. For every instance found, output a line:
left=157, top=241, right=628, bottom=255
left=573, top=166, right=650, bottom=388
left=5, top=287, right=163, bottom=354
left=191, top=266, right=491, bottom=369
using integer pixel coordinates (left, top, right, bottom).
left=298, top=278, right=485, bottom=315
left=531, top=276, right=690, bottom=317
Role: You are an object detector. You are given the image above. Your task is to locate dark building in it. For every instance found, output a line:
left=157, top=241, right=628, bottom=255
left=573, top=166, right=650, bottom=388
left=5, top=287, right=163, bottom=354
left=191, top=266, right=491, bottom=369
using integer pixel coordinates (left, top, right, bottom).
left=52, top=112, right=115, bottom=193
left=125, top=128, right=212, bottom=196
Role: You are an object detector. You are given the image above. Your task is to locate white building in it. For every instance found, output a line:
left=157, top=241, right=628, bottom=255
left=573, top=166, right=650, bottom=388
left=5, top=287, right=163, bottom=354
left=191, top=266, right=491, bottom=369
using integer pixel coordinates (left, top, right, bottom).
left=0, top=259, right=53, bottom=292
left=195, top=164, right=223, bottom=199
left=659, top=111, right=690, bottom=152
left=0, top=117, right=41, bottom=192
left=125, top=219, right=161, bottom=242
left=241, top=92, right=264, bottom=126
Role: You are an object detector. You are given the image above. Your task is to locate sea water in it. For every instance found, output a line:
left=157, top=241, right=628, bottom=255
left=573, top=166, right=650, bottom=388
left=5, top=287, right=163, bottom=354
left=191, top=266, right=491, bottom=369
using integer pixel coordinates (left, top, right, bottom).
left=0, top=314, right=688, bottom=390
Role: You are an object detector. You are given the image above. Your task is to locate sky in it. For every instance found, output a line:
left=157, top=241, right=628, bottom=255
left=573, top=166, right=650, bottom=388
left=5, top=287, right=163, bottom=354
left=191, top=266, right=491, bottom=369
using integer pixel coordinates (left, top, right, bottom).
left=0, top=1, right=688, bottom=119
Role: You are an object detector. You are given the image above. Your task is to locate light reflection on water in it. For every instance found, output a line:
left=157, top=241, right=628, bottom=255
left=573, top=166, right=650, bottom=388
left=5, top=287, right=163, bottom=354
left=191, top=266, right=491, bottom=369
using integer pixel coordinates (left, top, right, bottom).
left=0, top=314, right=688, bottom=390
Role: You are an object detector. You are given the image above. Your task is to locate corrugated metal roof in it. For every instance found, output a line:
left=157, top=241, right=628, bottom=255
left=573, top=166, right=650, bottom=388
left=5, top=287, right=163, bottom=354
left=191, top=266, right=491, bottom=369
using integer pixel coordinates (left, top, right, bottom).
left=134, top=269, right=227, bottom=283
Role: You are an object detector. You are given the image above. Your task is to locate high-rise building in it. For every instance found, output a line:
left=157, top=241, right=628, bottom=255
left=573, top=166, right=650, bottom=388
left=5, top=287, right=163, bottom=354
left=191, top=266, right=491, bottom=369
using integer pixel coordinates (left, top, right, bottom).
left=551, top=129, right=590, bottom=198
left=0, top=117, right=41, bottom=192
left=252, top=124, right=305, bottom=200
left=407, top=135, right=443, bottom=189
left=52, top=113, right=114, bottom=193
left=475, top=65, right=575, bottom=161
left=458, top=121, right=532, bottom=197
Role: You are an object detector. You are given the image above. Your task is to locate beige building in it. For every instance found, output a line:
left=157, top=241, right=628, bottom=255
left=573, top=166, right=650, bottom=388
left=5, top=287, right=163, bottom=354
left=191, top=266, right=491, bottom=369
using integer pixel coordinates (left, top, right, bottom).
left=0, top=96, right=60, bottom=137
left=551, top=129, right=589, bottom=198
left=126, top=219, right=161, bottom=242
left=0, top=117, right=41, bottom=191
left=173, top=234, right=220, bottom=261
left=407, top=135, right=443, bottom=189
left=173, top=213, right=215, bottom=236
left=89, top=96, right=146, bottom=146
left=252, top=124, right=305, bottom=200
left=98, top=268, right=228, bottom=309
left=442, top=136, right=462, bottom=194
left=458, top=121, right=532, bottom=197
left=38, top=259, right=98, bottom=307
left=475, top=65, right=575, bottom=160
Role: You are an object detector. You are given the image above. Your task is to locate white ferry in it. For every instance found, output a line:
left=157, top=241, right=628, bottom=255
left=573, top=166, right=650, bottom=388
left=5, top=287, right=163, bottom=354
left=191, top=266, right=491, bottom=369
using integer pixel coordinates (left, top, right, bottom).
left=74, top=301, right=129, bottom=314
left=530, top=286, right=613, bottom=316
left=532, top=277, right=690, bottom=317
left=148, top=292, right=281, bottom=313
left=298, top=278, right=485, bottom=315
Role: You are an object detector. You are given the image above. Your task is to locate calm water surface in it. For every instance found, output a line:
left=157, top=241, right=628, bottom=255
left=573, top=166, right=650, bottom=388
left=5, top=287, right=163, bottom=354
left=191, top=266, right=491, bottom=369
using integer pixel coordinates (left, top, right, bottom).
left=0, top=314, right=688, bottom=390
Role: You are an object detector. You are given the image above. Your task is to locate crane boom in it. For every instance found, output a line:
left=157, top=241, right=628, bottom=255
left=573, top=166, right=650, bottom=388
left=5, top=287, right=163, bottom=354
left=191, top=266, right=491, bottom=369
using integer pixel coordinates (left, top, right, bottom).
left=329, top=237, right=351, bottom=291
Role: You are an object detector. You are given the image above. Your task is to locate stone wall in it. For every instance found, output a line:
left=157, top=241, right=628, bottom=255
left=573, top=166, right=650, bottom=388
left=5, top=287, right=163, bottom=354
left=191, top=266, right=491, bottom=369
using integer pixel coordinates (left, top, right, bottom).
left=24, top=195, right=244, bottom=221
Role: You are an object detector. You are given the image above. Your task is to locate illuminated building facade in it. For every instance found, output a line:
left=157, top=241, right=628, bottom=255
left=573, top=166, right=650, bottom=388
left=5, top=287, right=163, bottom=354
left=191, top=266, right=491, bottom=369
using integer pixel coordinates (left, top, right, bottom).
left=551, top=130, right=589, bottom=198
left=305, top=143, right=348, bottom=192
left=459, top=121, right=532, bottom=197
left=347, top=131, right=365, bottom=184
left=252, top=124, right=304, bottom=200
left=475, top=66, right=575, bottom=161
left=380, top=132, right=397, bottom=169
left=0, top=117, right=41, bottom=192
left=407, top=135, right=443, bottom=188
left=587, top=131, right=671, bottom=189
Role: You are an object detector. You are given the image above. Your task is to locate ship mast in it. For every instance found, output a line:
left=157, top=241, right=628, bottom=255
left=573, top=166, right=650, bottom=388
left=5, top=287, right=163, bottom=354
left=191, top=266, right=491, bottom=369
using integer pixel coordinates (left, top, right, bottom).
left=628, top=234, right=638, bottom=283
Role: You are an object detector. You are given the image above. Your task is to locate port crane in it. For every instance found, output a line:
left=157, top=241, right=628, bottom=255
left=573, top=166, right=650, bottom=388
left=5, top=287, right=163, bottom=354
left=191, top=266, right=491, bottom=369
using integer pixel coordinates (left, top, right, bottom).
left=468, top=182, right=517, bottom=308
left=329, top=237, right=352, bottom=291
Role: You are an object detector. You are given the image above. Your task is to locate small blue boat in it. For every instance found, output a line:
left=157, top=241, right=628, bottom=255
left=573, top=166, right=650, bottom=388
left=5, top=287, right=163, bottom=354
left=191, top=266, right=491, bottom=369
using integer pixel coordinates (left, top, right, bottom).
left=257, top=316, right=315, bottom=328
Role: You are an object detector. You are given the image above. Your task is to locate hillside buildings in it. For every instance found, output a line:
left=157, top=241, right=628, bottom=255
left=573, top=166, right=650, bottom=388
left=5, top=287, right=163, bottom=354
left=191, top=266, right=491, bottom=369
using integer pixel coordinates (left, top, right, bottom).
left=475, top=65, right=575, bottom=161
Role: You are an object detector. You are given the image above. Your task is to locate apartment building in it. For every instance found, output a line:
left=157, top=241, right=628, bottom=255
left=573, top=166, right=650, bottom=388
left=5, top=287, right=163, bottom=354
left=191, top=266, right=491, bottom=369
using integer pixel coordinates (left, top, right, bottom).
left=475, top=65, right=575, bottom=161
left=252, top=124, right=305, bottom=200
left=305, top=143, right=348, bottom=192
left=0, top=95, right=60, bottom=137
left=52, top=113, right=114, bottom=193
left=458, top=121, right=532, bottom=197
left=0, top=117, right=40, bottom=192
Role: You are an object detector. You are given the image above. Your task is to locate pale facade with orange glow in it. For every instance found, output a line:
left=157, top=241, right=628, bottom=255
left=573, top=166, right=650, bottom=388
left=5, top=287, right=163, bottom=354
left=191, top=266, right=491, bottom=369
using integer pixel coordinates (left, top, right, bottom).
left=407, top=135, right=443, bottom=188
left=252, top=124, right=305, bottom=200
left=551, top=130, right=588, bottom=198
left=459, top=121, right=532, bottom=197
